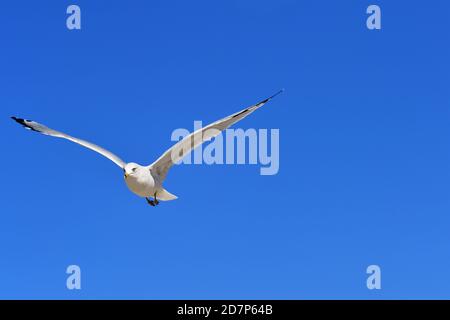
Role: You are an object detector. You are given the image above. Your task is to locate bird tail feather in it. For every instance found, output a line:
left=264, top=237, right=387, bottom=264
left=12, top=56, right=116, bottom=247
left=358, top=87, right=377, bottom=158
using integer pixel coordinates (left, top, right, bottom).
left=157, top=189, right=178, bottom=201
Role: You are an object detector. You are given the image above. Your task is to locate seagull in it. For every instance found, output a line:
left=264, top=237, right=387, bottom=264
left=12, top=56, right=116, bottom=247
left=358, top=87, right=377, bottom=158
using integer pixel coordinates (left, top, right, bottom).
left=11, top=90, right=283, bottom=206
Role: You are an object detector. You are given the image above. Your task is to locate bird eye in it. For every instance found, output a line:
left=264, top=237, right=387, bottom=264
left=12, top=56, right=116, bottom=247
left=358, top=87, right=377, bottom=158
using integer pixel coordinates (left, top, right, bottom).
left=132, top=168, right=137, bottom=172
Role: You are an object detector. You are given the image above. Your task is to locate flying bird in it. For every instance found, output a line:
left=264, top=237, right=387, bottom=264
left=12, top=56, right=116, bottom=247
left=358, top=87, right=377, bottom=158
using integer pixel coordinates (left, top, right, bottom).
left=11, top=90, right=283, bottom=206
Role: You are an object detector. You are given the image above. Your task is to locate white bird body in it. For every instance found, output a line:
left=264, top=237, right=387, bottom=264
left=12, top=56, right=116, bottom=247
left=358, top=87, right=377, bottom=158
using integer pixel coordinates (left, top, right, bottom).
left=124, top=163, right=157, bottom=197
left=11, top=90, right=282, bottom=206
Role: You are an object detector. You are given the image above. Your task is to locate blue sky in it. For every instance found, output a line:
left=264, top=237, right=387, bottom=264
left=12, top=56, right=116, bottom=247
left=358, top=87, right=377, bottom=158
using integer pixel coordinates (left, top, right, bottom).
left=0, top=0, right=449, bottom=299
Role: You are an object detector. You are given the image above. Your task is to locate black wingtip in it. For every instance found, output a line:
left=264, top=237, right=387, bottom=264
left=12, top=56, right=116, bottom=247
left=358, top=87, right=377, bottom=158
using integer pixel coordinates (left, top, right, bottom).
left=11, top=116, right=25, bottom=124
left=269, top=89, right=284, bottom=100
left=11, top=116, right=38, bottom=132
left=259, top=89, right=285, bottom=105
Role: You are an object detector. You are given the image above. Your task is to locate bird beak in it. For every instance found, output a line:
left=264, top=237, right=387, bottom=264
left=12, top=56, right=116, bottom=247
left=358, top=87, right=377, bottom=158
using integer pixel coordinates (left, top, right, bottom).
left=124, top=172, right=129, bottom=178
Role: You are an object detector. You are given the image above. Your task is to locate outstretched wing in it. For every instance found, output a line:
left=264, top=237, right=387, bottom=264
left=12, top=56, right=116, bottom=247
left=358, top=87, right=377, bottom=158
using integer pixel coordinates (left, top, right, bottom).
left=148, top=90, right=283, bottom=182
left=11, top=117, right=126, bottom=169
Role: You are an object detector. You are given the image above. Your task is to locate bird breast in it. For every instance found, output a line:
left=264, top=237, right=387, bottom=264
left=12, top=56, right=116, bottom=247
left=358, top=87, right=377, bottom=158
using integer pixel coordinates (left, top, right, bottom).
left=125, top=170, right=156, bottom=197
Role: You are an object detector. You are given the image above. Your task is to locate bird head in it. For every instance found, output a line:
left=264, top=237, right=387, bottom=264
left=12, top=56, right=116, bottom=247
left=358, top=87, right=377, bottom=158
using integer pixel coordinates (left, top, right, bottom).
left=124, top=162, right=141, bottom=179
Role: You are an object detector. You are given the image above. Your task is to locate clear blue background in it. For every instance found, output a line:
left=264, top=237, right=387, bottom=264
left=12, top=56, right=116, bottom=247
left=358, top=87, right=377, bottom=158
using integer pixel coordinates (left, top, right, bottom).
left=0, top=0, right=449, bottom=299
